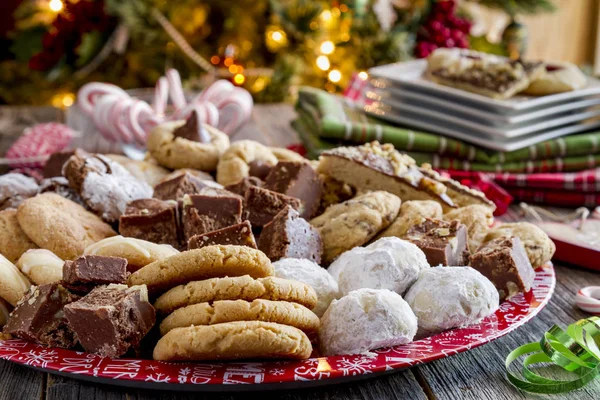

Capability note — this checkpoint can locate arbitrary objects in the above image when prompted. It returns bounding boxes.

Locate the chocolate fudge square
[62,255,129,293]
[258,206,322,263]
[264,161,322,219]
[3,283,79,348]
[404,218,470,266]
[188,220,257,250]
[470,236,535,300]
[119,198,179,248]
[182,190,243,241]
[153,172,209,201]
[64,284,156,358]
[225,176,263,197]
[244,186,302,227]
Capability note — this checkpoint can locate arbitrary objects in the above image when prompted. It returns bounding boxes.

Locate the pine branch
[474,0,556,17]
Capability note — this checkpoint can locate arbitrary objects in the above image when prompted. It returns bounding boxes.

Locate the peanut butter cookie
[0,209,38,263]
[216,140,278,186]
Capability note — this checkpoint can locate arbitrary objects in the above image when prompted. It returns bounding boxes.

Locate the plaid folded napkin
[295,87,600,171]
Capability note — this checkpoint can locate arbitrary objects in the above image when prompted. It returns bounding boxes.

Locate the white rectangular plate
[369,60,600,113]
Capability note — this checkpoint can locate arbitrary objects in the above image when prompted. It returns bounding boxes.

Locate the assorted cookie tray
[0,118,558,390]
[367,50,600,151]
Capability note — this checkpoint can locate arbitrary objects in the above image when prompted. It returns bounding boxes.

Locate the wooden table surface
[1,104,599,400]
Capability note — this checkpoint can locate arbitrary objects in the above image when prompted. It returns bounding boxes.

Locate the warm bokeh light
[316,55,330,71]
[358,71,369,80]
[328,69,341,83]
[233,73,245,85]
[339,4,349,12]
[271,31,283,42]
[320,10,332,21]
[228,64,238,74]
[210,55,220,65]
[224,57,233,67]
[320,41,335,55]
[49,0,63,12]
[51,92,75,108]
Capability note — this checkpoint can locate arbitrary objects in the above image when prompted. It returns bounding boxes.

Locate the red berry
[444,38,456,48]
[440,27,451,39]
[429,20,443,33]
[456,37,469,48]
[451,29,465,41]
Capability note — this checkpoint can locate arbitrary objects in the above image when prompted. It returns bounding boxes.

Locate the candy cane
[78,83,128,115]
[576,286,600,315]
[166,69,186,110]
[153,76,169,116]
[216,88,253,134]
[198,79,235,106]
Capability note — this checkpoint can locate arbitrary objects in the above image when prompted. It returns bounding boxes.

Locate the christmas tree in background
[0,0,555,106]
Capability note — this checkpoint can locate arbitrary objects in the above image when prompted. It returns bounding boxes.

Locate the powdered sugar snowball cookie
[404,267,499,335]
[16,249,64,285]
[272,258,339,317]
[319,288,417,356]
[0,173,39,211]
[63,153,153,223]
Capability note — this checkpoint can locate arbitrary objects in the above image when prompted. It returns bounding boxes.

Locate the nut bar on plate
[317,141,494,213]
[188,221,257,250]
[181,189,243,241]
[404,218,470,266]
[3,283,79,348]
[469,236,535,301]
[263,161,322,219]
[258,206,322,263]
[243,186,302,227]
[119,198,180,248]
[62,255,129,293]
[426,48,545,99]
[64,284,156,358]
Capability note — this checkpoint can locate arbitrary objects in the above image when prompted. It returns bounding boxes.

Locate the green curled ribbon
[505,317,600,394]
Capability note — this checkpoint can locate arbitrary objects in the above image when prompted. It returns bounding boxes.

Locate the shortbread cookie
[17,249,64,285]
[404,267,499,334]
[376,200,443,239]
[444,204,494,252]
[0,298,11,328]
[106,154,171,187]
[0,209,38,263]
[154,275,318,315]
[0,253,32,306]
[153,321,312,361]
[129,245,273,295]
[310,191,400,264]
[426,48,544,99]
[0,173,39,211]
[63,153,153,223]
[147,117,230,171]
[270,147,307,163]
[272,258,339,317]
[159,299,320,336]
[319,288,417,356]
[317,142,494,212]
[16,193,116,260]
[523,62,587,96]
[216,140,279,186]
[84,236,179,272]
[483,222,555,267]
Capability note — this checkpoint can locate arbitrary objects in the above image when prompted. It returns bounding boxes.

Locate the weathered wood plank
[0,362,45,400]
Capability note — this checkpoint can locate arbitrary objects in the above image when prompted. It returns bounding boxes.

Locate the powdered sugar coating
[80,156,152,222]
[272,258,339,317]
[0,173,39,211]
[404,267,499,334]
[319,288,417,356]
[328,237,429,296]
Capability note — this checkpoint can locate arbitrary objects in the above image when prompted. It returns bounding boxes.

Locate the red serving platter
[0,264,555,391]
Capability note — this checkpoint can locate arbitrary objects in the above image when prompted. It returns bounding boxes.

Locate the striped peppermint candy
[575,286,600,315]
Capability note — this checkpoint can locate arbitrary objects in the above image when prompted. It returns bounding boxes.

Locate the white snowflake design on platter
[145,365,158,371]
[336,356,378,376]
[271,368,285,376]
[18,350,58,368]
[145,373,171,383]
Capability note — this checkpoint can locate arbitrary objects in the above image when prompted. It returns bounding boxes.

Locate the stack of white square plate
[367,60,600,152]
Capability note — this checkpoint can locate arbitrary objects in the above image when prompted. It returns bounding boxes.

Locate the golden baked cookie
[106,154,171,187]
[0,209,38,263]
[16,193,116,260]
[216,140,278,186]
[0,297,11,328]
[523,62,587,96]
[310,191,401,264]
[0,253,31,306]
[270,147,307,163]
[128,245,273,295]
[159,299,320,336]
[84,235,179,272]
[147,121,230,171]
[483,222,555,267]
[153,321,312,361]
[444,204,494,252]
[16,249,63,285]
[376,200,443,240]
[154,275,318,315]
